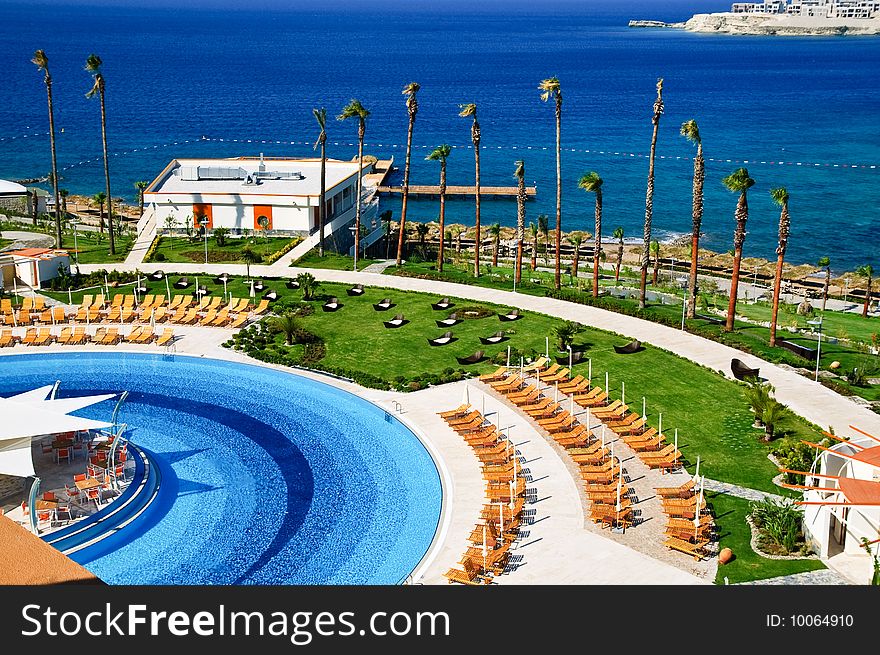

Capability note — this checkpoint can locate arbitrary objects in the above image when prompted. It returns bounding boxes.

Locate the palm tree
[396,82,420,266]
[296,272,320,301]
[722,167,756,332]
[857,264,874,317]
[134,180,148,217]
[529,222,539,271]
[768,188,791,347]
[568,233,584,279]
[817,256,831,311]
[427,144,451,271]
[313,107,328,256]
[639,78,664,309]
[93,192,107,232]
[31,50,62,248]
[415,222,429,248]
[681,119,704,318]
[578,171,603,297]
[270,313,300,346]
[650,239,661,285]
[241,244,262,281]
[538,213,550,266]
[539,77,563,289]
[459,103,481,277]
[514,160,526,284]
[613,226,625,282]
[58,188,69,217]
[380,210,393,260]
[488,223,501,266]
[85,54,116,255]
[337,99,370,269]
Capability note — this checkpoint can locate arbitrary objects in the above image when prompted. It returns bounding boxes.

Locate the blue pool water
[0,352,442,585]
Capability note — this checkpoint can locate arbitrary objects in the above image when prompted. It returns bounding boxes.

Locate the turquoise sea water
[0,352,442,584]
[0,2,877,270]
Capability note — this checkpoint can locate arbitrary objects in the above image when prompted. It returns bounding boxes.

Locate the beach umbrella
[554,381,558,403]
[509,479,516,510]
[605,371,609,393]
[601,424,605,450]
[165,276,172,305]
[498,503,504,542]
[481,391,485,416]
[621,381,625,405]
[586,406,591,430]
[536,368,541,388]
[249,279,255,298]
[588,358,592,382]
[482,524,488,573]
[642,397,647,420]
[673,429,679,467]
[569,393,574,416]
[51,309,55,327]
[506,346,511,368]
[461,384,470,407]
[568,345,572,376]
[67,289,72,306]
[150,308,155,332]
[519,356,524,377]
[545,336,549,359]
[658,413,663,438]
[616,471,622,513]
[694,476,705,536]
[693,456,701,483]
[610,436,614,464]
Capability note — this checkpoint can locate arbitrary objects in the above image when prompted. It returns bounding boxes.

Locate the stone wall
[0,474,26,503]
[0,195,28,216]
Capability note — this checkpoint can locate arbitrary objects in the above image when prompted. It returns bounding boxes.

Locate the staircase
[124,207,158,265]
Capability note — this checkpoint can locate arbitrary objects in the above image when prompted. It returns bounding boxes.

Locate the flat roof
[8,248,68,261]
[145,157,363,199]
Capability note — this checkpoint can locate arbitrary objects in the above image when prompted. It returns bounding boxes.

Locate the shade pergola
[0,388,116,477]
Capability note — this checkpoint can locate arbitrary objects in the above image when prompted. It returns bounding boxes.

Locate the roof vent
[259,153,266,173]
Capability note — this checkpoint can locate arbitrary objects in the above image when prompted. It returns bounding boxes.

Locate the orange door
[254,205,273,230]
[192,203,213,229]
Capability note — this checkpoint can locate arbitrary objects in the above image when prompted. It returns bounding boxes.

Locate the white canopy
[0,389,117,477]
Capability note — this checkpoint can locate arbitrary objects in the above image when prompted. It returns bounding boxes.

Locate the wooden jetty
[377,184,536,199]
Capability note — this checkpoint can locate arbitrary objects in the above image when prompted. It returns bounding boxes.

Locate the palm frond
[722,167,755,193]
[680,119,701,145]
[402,82,421,97]
[31,49,48,71]
[769,187,789,206]
[337,99,369,121]
[85,53,102,73]
[577,171,603,193]
[613,226,625,240]
[427,144,451,162]
[458,103,477,118]
[817,256,830,268]
[538,76,561,102]
[513,160,524,179]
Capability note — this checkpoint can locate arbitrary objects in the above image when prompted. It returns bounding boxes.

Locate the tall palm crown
[539,76,563,289]
[514,160,527,284]
[396,82,420,266]
[337,99,370,269]
[578,171,604,298]
[721,167,756,332]
[768,186,791,347]
[613,226,625,282]
[681,119,704,318]
[313,107,328,256]
[427,144,452,271]
[857,264,874,318]
[568,233,585,279]
[93,191,107,232]
[459,103,482,277]
[529,221,539,270]
[134,180,148,216]
[639,78,664,309]
[32,49,62,248]
[85,53,116,254]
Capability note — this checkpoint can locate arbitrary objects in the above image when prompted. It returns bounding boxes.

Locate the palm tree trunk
[864,277,872,318]
[822,267,830,311]
[45,74,62,248]
[396,113,415,266]
[138,192,145,217]
[31,191,38,225]
[437,162,446,272]
[616,244,623,282]
[473,140,481,278]
[554,97,562,290]
[725,193,749,332]
[572,250,579,279]
[640,129,659,309]
[492,240,499,267]
[515,174,525,285]
[531,239,537,271]
[652,255,659,285]
[99,203,105,232]
[99,86,116,255]
[687,143,704,319]
[318,139,326,256]
[354,122,364,269]
[769,252,785,347]
[592,190,602,298]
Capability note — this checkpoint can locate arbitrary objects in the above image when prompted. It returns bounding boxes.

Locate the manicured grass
[0,238,13,250]
[710,492,825,584]
[292,250,380,272]
[147,236,297,264]
[68,233,135,264]
[732,299,880,345]
[389,260,556,297]
[37,272,823,491]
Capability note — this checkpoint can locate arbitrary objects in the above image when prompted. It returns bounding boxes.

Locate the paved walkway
[1,230,55,250]
[734,569,850,585]
[76,260,880,443]
[703,478,783,503]
[360,260,396,274]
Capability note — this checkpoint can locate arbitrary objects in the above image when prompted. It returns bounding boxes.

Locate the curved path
[79,260,880,441]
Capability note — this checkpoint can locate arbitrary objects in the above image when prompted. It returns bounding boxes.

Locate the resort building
[731,0,880,16]
[2,248,69,290]
[144,156,367,237]
[0,179,45,217]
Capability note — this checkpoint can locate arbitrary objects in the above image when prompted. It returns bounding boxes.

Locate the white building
[144,156,367,236]
[793,427,880,583]
[732,0,880,16]
[5,248,70,290]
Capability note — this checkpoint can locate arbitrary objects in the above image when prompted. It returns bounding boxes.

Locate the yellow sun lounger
[156,328,174,346]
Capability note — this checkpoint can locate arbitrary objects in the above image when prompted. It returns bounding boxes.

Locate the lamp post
[843,278,849,303]
[678,276,688,330]
[807,317,823,382]
[199,217,209,265]
[70,218,81,274]
[349,225,358,272]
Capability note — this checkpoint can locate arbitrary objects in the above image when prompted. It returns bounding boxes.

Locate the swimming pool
[0,352,443,584]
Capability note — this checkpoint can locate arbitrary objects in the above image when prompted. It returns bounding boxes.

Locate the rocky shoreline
[629,13,880,36]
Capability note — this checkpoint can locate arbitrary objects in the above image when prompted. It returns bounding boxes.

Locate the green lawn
[37,272,824,492]
[147,236,297,264]
[69,232,134,264]
[292,250,380,272]
[389,260,557,297]
[710,492,825,584]
[732,298,880,345]
[0,238,13,250]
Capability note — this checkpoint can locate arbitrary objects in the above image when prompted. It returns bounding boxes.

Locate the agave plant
[296,272,320,301]
[553,321,585,351]
[269,313,301,345]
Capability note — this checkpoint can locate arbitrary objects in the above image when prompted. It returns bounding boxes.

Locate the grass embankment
[0,238,13,250]
[710,493,826,584]
[291,251,380,271]
[146,236,297,264]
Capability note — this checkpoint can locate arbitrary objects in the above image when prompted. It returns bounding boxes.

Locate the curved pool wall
[0,352,442,585]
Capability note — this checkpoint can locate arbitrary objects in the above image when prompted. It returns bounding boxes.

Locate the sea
[1,1,878,271]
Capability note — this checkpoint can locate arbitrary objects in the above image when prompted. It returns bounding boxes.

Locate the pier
[377,184,536,199]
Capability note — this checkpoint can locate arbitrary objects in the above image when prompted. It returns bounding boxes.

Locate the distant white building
[0,180,46,217]
[5,248,70,290]
[732,0,880,17]
[144,156,368,236]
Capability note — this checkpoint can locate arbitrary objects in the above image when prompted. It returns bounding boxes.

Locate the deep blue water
[0,2,878,270]
[0,352,442,584]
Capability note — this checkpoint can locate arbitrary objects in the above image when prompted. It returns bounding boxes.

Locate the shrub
[749,497,804,555]
[144,236,163,262]
[154,252,167,262]
[264,237,301,265]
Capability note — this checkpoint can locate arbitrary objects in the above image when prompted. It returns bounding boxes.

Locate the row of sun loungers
[0,327,175,347]
[657,480,713,560]
[439,404,524,585]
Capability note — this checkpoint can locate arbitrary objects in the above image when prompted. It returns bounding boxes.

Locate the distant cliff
[629,13,880,36]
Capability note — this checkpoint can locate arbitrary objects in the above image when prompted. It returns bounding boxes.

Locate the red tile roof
[838,478,880,506]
